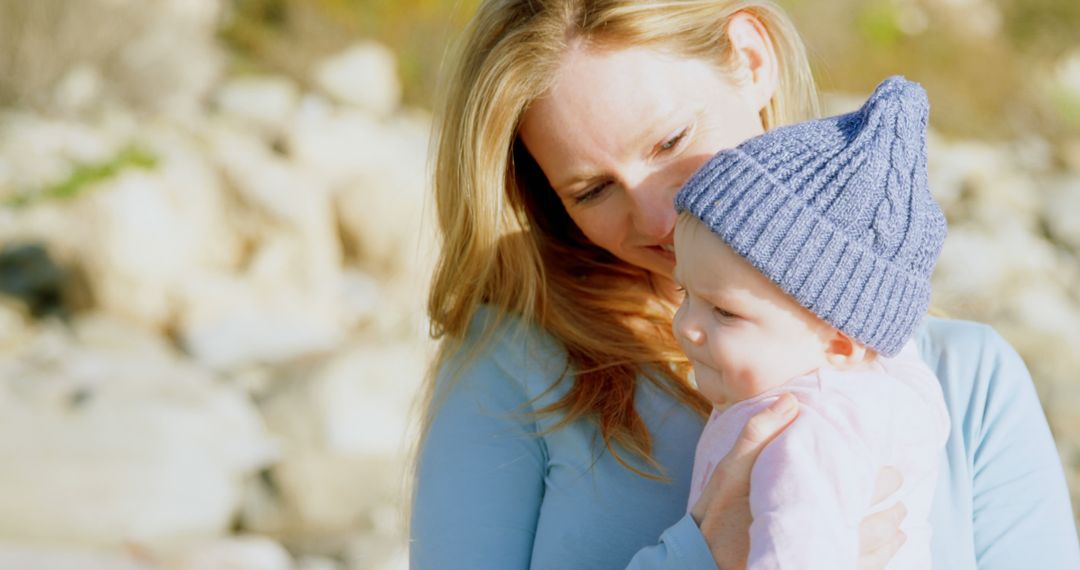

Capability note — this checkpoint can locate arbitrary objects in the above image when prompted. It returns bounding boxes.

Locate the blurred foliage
[781,0,1080,141]
[221,0,480,106]
[219,0,1079,140]
[4,145,158,208]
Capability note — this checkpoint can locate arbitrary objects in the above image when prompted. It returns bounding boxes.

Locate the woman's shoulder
[916,316,1023,377]
[914,315,1036,428]
[436,305,570,405]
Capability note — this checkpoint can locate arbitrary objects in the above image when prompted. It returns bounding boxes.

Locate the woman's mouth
[649,244,676,262]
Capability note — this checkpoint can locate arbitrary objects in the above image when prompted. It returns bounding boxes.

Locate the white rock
[0,325,277,547]
[70,311,179,362]
[1006,281,1080,340]
[0,112,121,193]
[257,338,430,457]
[0,300,29,350]
[344,534,407,570]
[273,452,400,534]
[54,65,105,115]
[314,42,401,115]
[932,224,1058,316]
[0,542,153,570]
[1043,176,1080,252]
[339,269,382,330]
[310,341,427,456]
[2,121,242,333]
[112,0,224,119]
[928,138,1041,231]
[246,339,431,538]
[169,126,348,370]
[214,76,300,134]
[297,555,342,570]
[1055,48,1080,96]
[159,536,292,570]
[288,107,389,189]
[77,170,199,328]
[332,111,435,277]
[177,272,343,371]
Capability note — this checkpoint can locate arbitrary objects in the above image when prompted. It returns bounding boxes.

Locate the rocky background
[0,0,1076,568]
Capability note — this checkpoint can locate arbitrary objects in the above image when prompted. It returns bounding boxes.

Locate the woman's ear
[825,330,869,367]
[725,11,779,115]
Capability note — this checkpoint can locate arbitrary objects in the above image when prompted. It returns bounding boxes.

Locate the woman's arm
[412,319,905,569]
[963,326,1080,568]
[411,339,719,570]
[410,347,547,569]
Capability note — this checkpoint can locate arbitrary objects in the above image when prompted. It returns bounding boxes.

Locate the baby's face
[672,217,833,406]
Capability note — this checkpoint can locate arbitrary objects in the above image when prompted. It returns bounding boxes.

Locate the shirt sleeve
[745,401,878,570]
[964,327,1080,569]
[410,342,547,569]
[624,514,719,569]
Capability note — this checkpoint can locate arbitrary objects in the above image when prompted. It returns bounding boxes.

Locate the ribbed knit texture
[674,76,947,356]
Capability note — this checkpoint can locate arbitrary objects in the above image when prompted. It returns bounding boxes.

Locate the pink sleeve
[745,400,879,570]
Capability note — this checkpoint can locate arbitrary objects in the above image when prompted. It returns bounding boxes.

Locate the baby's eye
[712,306,737,320]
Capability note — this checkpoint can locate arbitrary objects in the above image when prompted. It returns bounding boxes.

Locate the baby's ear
[824,330,869,367]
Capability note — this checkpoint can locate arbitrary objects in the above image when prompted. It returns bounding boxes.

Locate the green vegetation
[5,145,158,208]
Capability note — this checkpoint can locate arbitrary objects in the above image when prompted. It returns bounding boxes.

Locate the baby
[672,76,950,569]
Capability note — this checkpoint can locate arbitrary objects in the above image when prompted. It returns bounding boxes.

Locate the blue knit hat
[674,76,946,357]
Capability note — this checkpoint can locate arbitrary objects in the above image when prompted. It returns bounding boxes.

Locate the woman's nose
[625,179,677,241]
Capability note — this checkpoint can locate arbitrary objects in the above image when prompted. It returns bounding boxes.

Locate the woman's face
[518,43,768,281]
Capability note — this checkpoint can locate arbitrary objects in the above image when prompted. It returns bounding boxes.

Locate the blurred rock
[0,112,122,198]
[177,272,342,371]
[313,42,401,116]
[110,0,225,118]
[297,555,342,570]
[0,321,277,547]
[332,110,433,276]
[156,536,292,570]
[243,338,427,544]
[214,76,300,136]
[288,104,388,189]
[1042,176,1080,253]
[54,65,105,116]
[0,542,153,570]
[0,298,29,350]
[928,138,1040,231]
[70,312,179,361]
[338,269,382,330]
[932,224,1058,315]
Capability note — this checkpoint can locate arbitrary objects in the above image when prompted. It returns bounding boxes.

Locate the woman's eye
[659,127,689,152]
[574,181,612,205]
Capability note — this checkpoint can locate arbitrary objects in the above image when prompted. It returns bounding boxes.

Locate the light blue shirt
[411,309,1080,569]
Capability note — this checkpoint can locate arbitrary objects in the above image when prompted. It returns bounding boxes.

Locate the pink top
[687,341,950,569]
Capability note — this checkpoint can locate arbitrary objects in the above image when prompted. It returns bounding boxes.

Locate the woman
[410,1,1080,568]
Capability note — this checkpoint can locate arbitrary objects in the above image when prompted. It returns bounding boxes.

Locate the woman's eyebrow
[552,169,605,194]
[551,107,687,193]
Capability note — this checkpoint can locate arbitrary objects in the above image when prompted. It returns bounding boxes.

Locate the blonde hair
[417,0,820,485]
